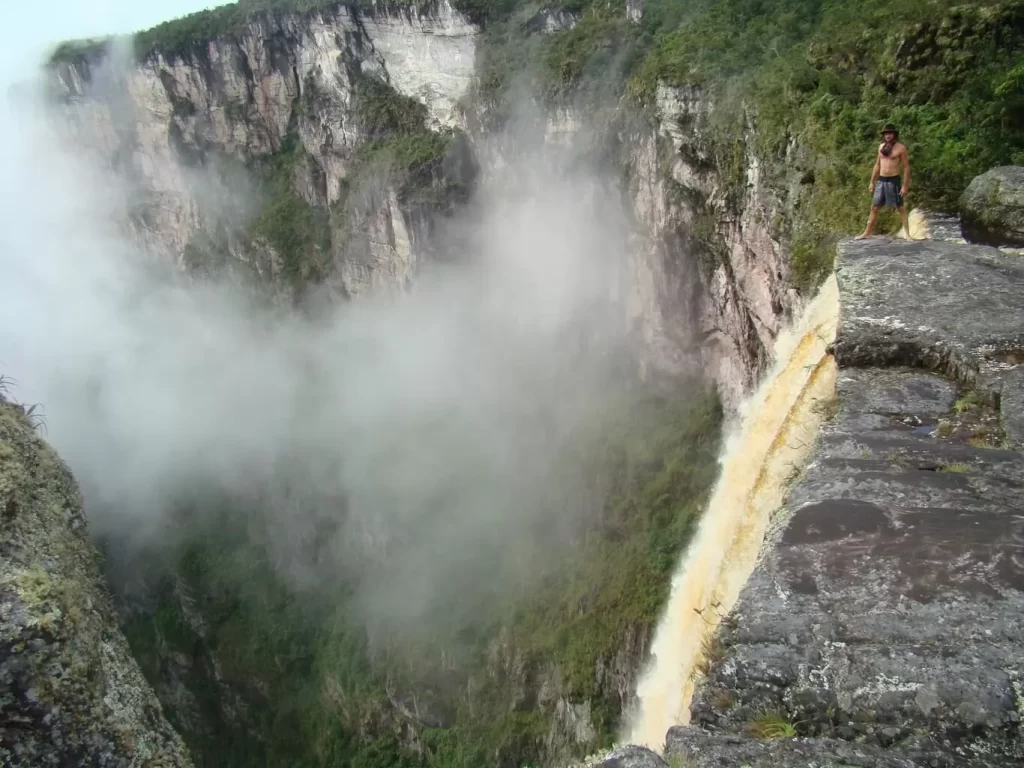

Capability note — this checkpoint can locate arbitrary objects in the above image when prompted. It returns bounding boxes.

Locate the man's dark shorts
[873,175,903,208]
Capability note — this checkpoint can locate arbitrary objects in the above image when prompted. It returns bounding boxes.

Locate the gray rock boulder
[0,397,192,766]
[577,745,668,768]
[959,165,1024,246]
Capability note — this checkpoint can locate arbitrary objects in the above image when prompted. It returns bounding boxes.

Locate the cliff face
[626,84,795,407]
[0,396,192,767]
[50,1,478,297]
[665,234,1024,767]
[47,1,795,407]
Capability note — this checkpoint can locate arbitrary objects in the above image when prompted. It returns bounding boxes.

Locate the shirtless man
[855,123,915,240]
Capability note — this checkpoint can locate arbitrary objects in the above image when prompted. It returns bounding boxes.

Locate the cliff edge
[666,235,1024,766]
[0,396,192,767]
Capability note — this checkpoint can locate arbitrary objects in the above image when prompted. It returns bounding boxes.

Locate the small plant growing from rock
[939,462,971,473]
[747,710,798,739]
[691,632,726,681]
[953,391,986,414]
[968,429,1009,449]
[812,394,840,422]
[712,688,734,711]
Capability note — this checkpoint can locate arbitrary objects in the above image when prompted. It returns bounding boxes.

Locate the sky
[1,0,221,84]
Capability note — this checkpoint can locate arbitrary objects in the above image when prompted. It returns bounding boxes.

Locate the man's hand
[900,186,908,198]
[869,182,876,194]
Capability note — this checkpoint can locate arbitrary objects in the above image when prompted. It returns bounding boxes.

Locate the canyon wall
[32,3,809,763]
[48,0,798,409]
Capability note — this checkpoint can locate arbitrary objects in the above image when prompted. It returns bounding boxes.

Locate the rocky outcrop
[49,1,478,294]
[669,236,1024,766]
[960,165,1024,247]
[0,397,192,767]
[582,745,666,767]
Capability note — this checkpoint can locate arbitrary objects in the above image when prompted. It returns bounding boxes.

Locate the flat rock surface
[677,238,1024,767]
[833,237,1024,385]
[667,728,993,767]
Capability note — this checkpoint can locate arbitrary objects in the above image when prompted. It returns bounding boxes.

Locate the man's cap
[881,123,898,135]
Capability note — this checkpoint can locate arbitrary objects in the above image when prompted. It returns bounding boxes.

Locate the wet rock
[0,398,192,766]
[833,237,1024,386]
[1000,366,1024,446]
[666,728,972,767]
[959,166,1024,247]
[684,238,1024,766]
[581,745,668,768]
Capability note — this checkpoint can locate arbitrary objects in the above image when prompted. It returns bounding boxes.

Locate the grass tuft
[939,462,971,473]
[748,710,798,739]
[691,632,726,681]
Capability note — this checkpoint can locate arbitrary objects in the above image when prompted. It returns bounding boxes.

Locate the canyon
[3,0,1023,766]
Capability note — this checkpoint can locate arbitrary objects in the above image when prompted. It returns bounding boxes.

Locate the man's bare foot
[854,232,872,240]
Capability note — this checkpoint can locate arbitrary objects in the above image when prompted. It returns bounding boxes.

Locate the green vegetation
[49,0,511,64]
[47,37,113,64]
[747,710,798,739]
[953,390,988,414]
[49,0,1024,291]
[121,386,722,767]
[939,462,972,473]
[352,75,430,140]
[250,133,333,288]
[691,632,726,681]
[628,0,1024,287]
[470,0,1024,289]
[348,73,462,198]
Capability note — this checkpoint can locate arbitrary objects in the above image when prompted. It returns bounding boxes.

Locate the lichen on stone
[0,396,193,767]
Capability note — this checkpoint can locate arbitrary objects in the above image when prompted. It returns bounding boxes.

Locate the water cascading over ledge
[626,273,840,750]
[598,232,1024,768]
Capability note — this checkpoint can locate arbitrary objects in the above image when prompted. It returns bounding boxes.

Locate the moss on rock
[0,396,193,767]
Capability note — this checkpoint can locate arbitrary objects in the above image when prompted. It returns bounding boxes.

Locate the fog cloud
[0,56,649,638]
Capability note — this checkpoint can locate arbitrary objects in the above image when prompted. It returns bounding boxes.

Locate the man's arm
[868,150,880,192]
[901,147,911,196]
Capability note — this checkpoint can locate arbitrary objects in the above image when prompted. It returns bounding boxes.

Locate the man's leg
[856,206,880,240]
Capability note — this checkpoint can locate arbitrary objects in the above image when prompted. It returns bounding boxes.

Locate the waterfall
[626,273,840,750]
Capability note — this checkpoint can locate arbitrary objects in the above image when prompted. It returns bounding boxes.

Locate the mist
[0,57,647,639]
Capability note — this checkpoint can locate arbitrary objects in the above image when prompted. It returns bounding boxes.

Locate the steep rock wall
[0,396,193,767]
[49,1,477,296]
[626,84,795,409]
[47,4,795,406]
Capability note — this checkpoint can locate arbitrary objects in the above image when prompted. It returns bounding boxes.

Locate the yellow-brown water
[625,273,840,751]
